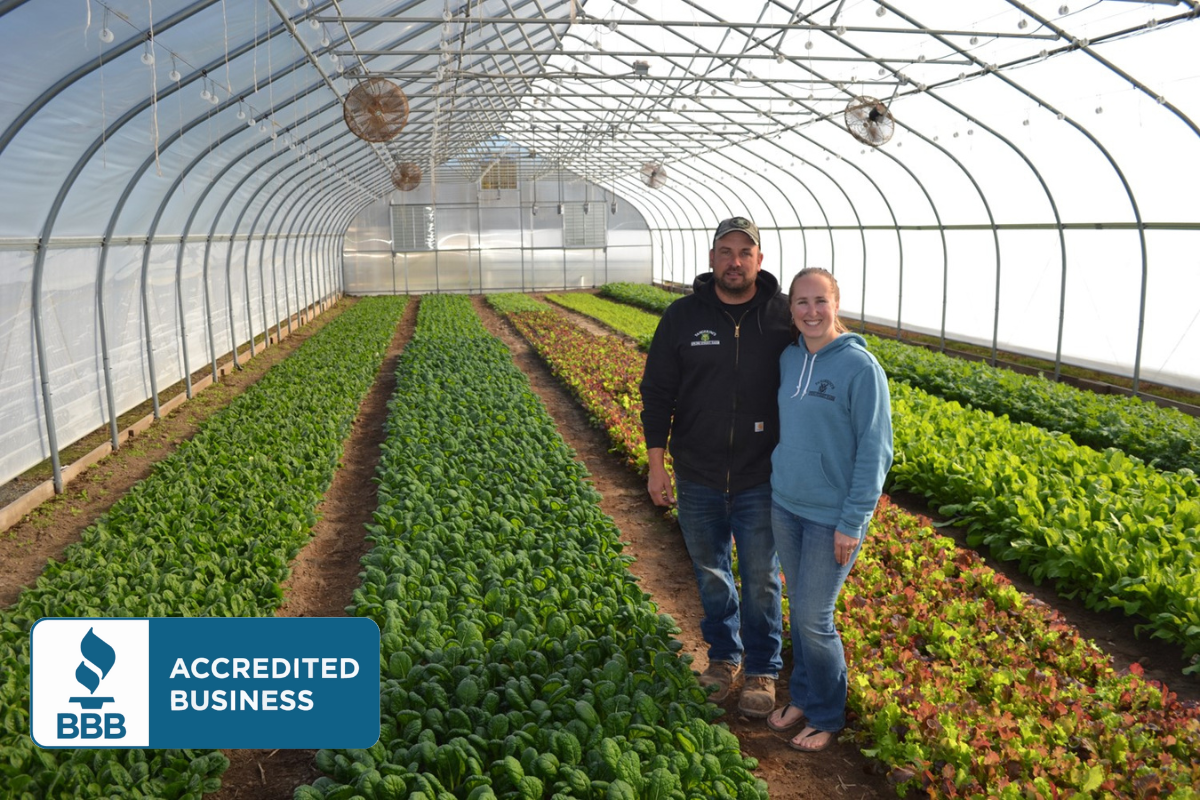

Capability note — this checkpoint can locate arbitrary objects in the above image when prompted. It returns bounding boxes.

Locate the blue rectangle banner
[31,617,380,749]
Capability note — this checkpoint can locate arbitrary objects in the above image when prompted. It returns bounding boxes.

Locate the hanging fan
[844,96,895,147]
[640,161,668,189]
[392,162,422,191]
[343,77,410,142]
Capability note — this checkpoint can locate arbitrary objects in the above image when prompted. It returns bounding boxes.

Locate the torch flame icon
[69,627,116,709]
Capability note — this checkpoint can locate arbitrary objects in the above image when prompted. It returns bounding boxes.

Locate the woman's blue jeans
[675,478,783,677]
[772,501,859,731]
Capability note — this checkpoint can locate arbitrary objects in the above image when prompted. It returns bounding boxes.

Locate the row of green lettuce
[491,294,1200,797]
[543,294,659,351]
[864,334,1200,476]
[295,295,768,800]
[600,281,1200,476]
[598,284,677,315]
[887,380,1200,672]
[585,286,1200,671]
[0,296,407,799]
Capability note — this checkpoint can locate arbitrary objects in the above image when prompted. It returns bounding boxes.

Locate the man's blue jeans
[675,478,783,677]
[772,501,860,731]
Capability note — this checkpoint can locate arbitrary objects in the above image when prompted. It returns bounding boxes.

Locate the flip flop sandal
[766,704,806,732]
[788,727,837,753]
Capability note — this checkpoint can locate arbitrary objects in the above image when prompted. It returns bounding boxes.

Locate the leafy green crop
[598,283,681,315]
[543,293,661,350]
[303,295,768,800]
[843,499,1200,798]
[487,301,650,475]
[867,334,1200,475]
[495,299,1200,797]
[486,293,549,314]
[887,380,1200,672]
[0,297,406,798]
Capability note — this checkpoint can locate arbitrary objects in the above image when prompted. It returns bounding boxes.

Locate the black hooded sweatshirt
[639,270,793,493]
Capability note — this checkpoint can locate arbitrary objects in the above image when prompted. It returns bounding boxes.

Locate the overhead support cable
[773,1,1057,366]
[265,0,395,192]
[883,2,1149,387]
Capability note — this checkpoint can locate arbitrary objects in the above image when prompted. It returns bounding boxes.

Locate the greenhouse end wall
[342,179,653,294]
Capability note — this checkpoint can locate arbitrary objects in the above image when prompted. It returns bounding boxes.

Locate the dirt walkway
[471,295,896,800]
[210,298,418,799]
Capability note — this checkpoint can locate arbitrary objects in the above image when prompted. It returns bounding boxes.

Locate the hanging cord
[268,2,275,149]
[253,0,259,92]
[174,56,186,193]
[147,0,161,176]
[98,6,109,168]
[204,73,215,182]
[172,55,184,140]
[221,0,231,95]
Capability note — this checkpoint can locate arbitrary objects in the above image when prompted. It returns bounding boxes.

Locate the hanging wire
[303,57,312,160]
[147,40,162,175]
[205,73,215,184]
[253,0,259,92]
[267,0,275,149]
[221,0,232,95]
[172,55,185,142]
[98,5,110,168]
[290,40,298,150]
[146,0,162,175]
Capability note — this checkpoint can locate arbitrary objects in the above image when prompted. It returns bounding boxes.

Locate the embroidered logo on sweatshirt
[810,379,836,401]
[691,329,720,346]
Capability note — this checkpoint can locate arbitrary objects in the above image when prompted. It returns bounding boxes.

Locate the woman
[765,268,893,752]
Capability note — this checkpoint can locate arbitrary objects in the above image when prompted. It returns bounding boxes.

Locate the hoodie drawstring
[790,351,817,399]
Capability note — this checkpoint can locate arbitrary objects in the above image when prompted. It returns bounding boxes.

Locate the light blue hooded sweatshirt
[770,332,893,539]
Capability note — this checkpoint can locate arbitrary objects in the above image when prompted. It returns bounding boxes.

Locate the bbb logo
[31,619,150,748]
[58,627,126,740]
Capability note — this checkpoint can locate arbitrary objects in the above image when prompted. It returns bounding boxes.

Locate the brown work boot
[738,675,776,718]
[698,661,742,703]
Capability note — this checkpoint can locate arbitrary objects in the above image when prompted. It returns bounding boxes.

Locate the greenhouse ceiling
[3,0,1198,228]
[1,0,1199,493]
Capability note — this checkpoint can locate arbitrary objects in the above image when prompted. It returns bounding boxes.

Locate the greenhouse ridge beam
[345,48,976,63]
[321,15,1060,39]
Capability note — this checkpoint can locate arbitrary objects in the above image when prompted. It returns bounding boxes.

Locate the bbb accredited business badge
[30,617,380,749]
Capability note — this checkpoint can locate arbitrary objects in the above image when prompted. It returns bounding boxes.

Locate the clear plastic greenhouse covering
[0,0,1198,492]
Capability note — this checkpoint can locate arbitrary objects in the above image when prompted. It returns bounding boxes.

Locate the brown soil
[472,296,898,800]
[209,298,419,800]
[4,293,1196,800]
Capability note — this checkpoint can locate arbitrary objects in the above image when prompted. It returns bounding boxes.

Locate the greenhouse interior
[1,0,1199,798]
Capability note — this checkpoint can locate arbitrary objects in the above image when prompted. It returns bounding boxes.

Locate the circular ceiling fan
[343,77,410,143]
[392,162,422,191]
[844,96,895,147]
[640,161,668,189]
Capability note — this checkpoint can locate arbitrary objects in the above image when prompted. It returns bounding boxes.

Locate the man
[639,216,793,717]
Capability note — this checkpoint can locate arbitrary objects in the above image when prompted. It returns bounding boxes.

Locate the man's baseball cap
[713,216,760,247]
